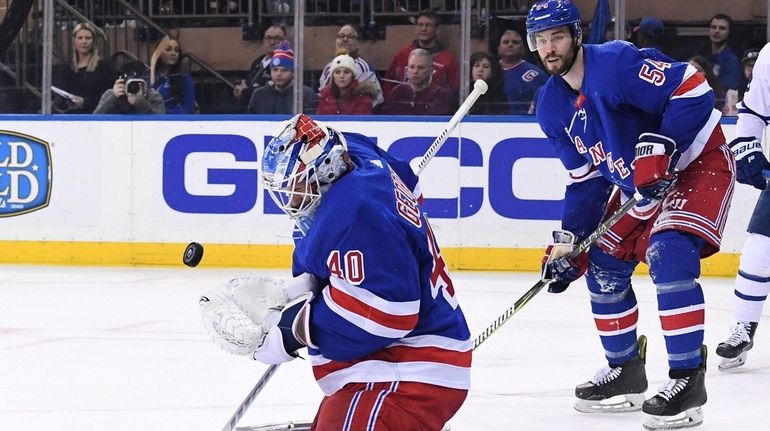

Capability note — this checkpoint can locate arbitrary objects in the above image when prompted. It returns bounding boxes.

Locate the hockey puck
[183,242,204,267]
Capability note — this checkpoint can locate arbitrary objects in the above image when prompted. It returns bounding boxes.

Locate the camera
[126,78,144,94]
[120,73,145,94]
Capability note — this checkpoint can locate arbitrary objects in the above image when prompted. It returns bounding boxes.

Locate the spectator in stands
[233,24,287,105]
[93,60,165,114]
[318,23,383,107]
[497,29,546,115]
[383,10,459,100]
[632,16,665,53]
[150,36,197,114]
[380,49,453,115]
[468,51,508,115]
[700,13,741,90]
[689,55,726,111]
[603,17,631,43]
[316,53,376,115]
[248,41,316,114]
[738,47,760,100]
[53,22,113,114]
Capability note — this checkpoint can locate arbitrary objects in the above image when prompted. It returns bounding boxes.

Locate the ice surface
[1,265,768,430]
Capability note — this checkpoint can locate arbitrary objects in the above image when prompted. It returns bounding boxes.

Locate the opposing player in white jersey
[717,42,770,370]
[199,114,471,430]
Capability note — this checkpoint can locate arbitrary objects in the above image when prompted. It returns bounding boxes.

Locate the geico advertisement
[0,119,755,251]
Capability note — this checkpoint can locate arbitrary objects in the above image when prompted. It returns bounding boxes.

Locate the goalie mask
[262,114,350,234]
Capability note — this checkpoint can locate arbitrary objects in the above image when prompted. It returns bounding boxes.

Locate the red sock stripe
[659,308,705,331]
[594,308,638,332]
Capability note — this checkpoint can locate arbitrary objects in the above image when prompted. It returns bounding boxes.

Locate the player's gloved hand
[199,274,319,358]
[634,132,678,199]
[252,292,316,364]
[729,137,770,190]
[541,230,588,293]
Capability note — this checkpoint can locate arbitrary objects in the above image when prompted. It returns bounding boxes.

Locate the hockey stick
[415,79,488,174]
[221,363,281,431]
[472,194,641,350]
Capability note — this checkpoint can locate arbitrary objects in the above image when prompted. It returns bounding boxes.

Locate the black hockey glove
[541,230,588,293]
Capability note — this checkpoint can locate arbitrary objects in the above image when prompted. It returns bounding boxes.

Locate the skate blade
[718,352,747,371]
[643,407,703,430]
[574,393,645,413]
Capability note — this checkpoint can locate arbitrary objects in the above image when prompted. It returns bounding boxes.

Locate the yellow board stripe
[0,241,739,276]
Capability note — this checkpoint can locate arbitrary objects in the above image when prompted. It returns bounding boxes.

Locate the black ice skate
[642,346,707,430]
[574,335,648,413]
[716,321,758,370]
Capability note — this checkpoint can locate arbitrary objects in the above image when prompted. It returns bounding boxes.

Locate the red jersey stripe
[312,345,472,381]
[328,282,419,331]
[673,73,706,97]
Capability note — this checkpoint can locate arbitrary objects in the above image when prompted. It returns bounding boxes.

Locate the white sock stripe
[662,324,705,337]
[658,303,705,316]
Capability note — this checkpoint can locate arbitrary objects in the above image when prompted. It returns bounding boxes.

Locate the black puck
[183,242,204,267]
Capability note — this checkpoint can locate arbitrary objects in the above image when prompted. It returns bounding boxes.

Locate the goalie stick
[415,79,488,174]
[220,82,488,431]
[472,194,641,350]
[221,364,280,431]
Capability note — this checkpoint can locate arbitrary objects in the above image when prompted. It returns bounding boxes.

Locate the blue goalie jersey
[291,133,472,395]
[536,41,722,239]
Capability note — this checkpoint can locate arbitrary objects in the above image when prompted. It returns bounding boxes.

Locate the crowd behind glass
[48,9,763,116]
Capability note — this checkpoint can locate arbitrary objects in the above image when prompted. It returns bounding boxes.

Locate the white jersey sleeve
[737,43,770,140]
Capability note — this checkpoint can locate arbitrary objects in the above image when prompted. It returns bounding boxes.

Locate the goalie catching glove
[199,274,320,364]
[729,137,770,190]
[541,230,588,293]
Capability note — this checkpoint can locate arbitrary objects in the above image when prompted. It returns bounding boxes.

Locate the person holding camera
[93,60,165,114]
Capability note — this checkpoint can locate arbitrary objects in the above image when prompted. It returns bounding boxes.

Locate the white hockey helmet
[262,114,349,233]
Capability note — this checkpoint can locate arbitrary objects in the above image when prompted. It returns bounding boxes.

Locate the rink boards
[0,115,757,275]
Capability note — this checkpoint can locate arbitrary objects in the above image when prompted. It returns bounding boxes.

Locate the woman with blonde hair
[315,50,376,115]
[53,22,113,113]
[150,36,197,114]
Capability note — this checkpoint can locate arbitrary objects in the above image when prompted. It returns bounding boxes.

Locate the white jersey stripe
[322,288,412,338]
[313,359,471,395]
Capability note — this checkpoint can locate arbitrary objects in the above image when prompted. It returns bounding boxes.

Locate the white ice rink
[2,265,769,431]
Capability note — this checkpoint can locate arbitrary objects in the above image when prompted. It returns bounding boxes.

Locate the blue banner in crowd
[587,0,611,44]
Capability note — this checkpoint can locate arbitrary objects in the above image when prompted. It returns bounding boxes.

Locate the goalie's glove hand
[199,274,319,358]
[634,133,678,199]
[729,137,770,190]
[541,230,588,293]
[252,293,316,364]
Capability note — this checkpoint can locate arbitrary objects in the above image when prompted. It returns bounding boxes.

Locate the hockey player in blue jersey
[716,42,770,371]
[527,1,735,430]
[199,114,471,430]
